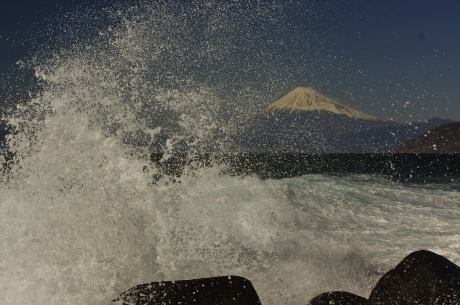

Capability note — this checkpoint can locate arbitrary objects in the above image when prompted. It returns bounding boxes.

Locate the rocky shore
[113,250,460,305]
[310,250,460,305]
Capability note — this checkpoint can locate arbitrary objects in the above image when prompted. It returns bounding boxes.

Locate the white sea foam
[1,1,459,304]
[2,163,460,304]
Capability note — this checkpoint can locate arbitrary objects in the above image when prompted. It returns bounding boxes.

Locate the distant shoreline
[149,152,460,182]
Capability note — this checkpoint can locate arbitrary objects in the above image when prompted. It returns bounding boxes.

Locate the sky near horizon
[1,0,459,122]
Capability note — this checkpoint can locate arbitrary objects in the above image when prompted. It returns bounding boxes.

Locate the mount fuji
[232,87,453,153]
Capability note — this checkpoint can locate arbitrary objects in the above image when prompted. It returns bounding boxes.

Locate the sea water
[1,1,459,304]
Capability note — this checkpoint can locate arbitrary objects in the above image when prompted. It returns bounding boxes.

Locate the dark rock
[309,291,367,305]
[394,122,460,153]
[112,275,262,305]
[368,250,460,305]
[309,250,460,305]
[114,251,460,305]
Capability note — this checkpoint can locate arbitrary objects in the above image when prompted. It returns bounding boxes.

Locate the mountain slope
[232,88,453,153]
[266,87,378,121]
[394,122,460,153]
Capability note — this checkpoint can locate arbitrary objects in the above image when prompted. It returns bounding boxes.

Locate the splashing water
[1,1,460,304]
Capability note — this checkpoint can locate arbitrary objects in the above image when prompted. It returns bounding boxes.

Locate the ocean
[1,1,459,304]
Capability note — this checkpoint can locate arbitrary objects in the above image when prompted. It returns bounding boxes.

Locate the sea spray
[0,1,339,303]
[1,1,460,305]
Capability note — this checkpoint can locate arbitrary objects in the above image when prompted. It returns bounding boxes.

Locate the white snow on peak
[266,87,378,121]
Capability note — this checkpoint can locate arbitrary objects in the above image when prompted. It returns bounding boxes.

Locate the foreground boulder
[113,275,262,305]
[309,250,460,305]
[368,250,460,305]
[310,291,367,305]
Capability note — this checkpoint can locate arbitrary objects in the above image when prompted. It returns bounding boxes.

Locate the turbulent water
[1,1,459,304]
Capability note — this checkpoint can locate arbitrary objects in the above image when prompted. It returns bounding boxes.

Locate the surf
[0,1,459,304]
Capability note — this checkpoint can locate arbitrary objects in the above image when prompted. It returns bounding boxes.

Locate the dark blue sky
[0,0,83,71]
[1,0,459,122]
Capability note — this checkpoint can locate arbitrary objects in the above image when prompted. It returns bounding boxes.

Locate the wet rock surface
[309,291,367,305]
[368,250,460,305]
[309,250,460,305]
[113,275,262,305]
[113,250,460,305]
